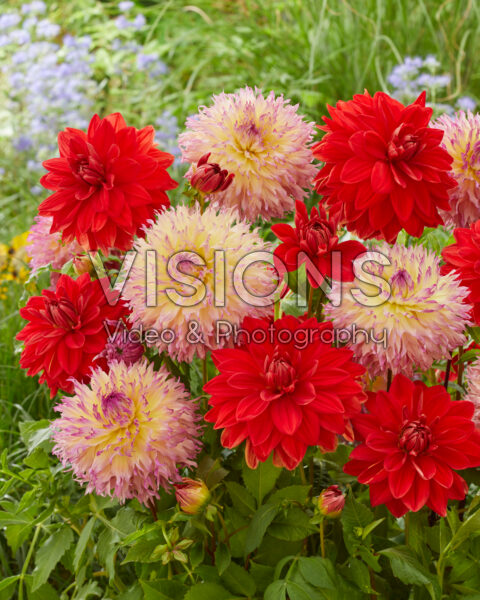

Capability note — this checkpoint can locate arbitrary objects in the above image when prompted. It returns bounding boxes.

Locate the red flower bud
[318,485,345,518]
[189,153,234,194]
[174,478,210,514]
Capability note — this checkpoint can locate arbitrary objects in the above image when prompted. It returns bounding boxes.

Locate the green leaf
[269,507,314,541]
[122,537,162,564]
[18,420,52,454]
[244,504,279,554]
[447,508,480,552]
[221,562,256,597]
[215,543,231,575]
[242,456,281,505]
[224,482,256,516]
[379,546,433,586]
[267,485,311,506]
[75,580,101,600]
[298,557,336,590]
[0,575,19,600]
[264,580,287,600]
[286,580,321,600]
[341,495,374,553]
[361,518,385,539]
[183,582,235,600]
[346,558,373,593]
[32,527,74,591]
[140,580,187,600]
[73,517,95,572]
[96,527,117,582]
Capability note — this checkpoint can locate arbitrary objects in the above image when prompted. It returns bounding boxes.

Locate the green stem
[18,525,41,600]
[307,285,314,317]
[319,519,325,558]
[404,512,410,546]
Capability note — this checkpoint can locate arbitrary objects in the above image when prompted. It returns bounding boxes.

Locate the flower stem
[387,369,392,391]
[444,358,452,390]
[307,285,314,317]
[148,498,158,521]
[319,519,325,558]
[202,355,208,387]
[456,347,465,400]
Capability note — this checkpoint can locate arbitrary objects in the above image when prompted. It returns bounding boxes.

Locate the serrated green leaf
[140,579,187,600]
[32,527,74,591]
[183,582,234,600]
[267,485,311,506]
[264,580,287,600]
[73,517,95,572]
[298,556,336,590]
[215,543,231,575]
[224,481,256,516]
[379,546,433,586]
[269,507,314,541]
[244,504,279,554]
[221,562,256,597]
[242,456,281,505]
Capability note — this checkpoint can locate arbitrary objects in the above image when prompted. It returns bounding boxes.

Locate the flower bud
[189,153,234,194]
[318,485,345,518]
[174,478,210,515]
[73,254,94,276]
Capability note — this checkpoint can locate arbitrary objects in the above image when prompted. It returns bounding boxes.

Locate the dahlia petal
[402,476,429,512]
[389,461,415,499]
[340,157,372,184]
[371,161,393,194]
[272,398,303,435]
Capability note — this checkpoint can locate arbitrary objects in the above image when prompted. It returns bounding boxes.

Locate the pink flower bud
[174,478,210,515]
[189,153,234,194]
[318,485,345,518]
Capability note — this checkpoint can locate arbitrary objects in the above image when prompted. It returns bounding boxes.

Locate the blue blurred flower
[457,96,477,112]
[118,1,134,11]
[36,19,61,38]
[133,14,146,29]
[14,136,33,152]
[21,1,46,14]
[0,14,21,31]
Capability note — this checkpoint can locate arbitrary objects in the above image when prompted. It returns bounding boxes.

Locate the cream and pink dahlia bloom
[325,242,471,376]
[27,215,83,275]
[434,111,480,227]
[123,204,277,362]
[51,360,201,504]
[465,356,480,429]
[179,87,317,221]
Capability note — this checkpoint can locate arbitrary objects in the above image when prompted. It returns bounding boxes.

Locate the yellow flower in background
[0,231,31,288]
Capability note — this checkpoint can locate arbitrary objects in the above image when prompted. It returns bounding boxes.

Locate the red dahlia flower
[39,113,177,254]
[344,374,480,517]
[442,220,480,324]
[272,200,366,287]
[313,91,456,242]
[204,315,366,470]
[17,273,126,397]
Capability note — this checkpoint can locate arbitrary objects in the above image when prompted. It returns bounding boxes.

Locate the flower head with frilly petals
[179,87,317,221]
[434,111,480,227]
[52,361,201,504]
[325,242,471,376]
[465,356,480,429]
[344,374,480,517]
[123,204,277,362]
[313,91,455,242]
